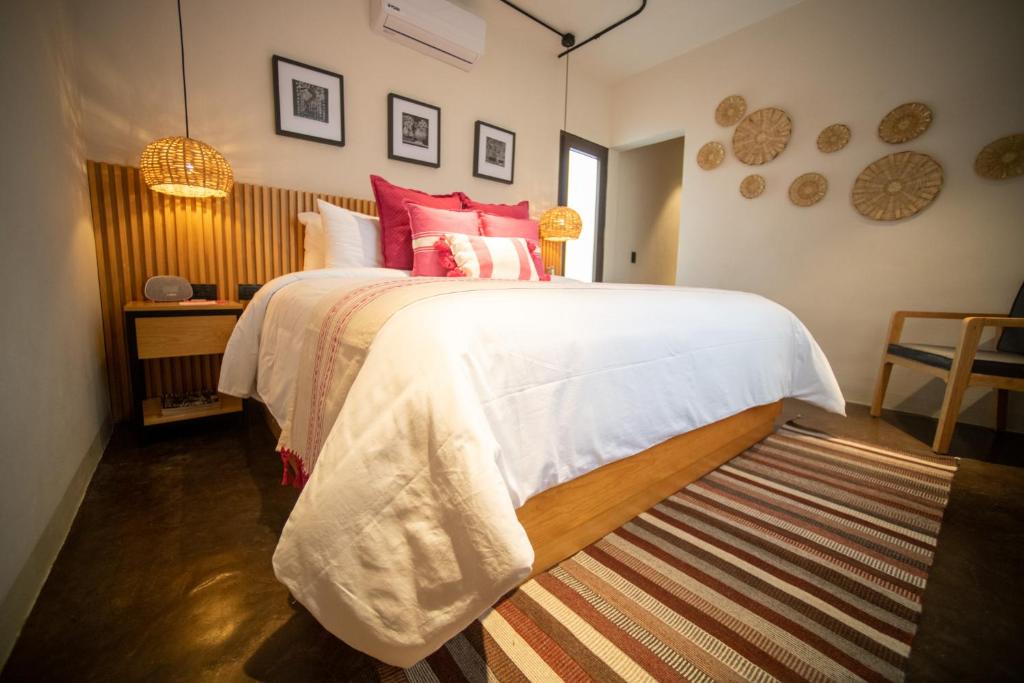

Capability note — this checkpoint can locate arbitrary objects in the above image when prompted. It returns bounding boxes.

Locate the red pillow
[370,175,462,269]
[458,194,530,218]
[407,203,481,276]
[479,213,540,241]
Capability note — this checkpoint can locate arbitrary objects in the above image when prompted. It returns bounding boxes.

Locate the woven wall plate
[788,172,828,207]
[817,124,851,153]
[974,133,1024,180]
[733,107,792,165]
[715,95,747,127]
[740,174,766,198]
[697,141,726,170]
[878,102,932,144]
[852,151,943,220]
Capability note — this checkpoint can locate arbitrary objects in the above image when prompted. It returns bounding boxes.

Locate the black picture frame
[387,93,441,168]
[272,55,345,147]
[473,120,516,184]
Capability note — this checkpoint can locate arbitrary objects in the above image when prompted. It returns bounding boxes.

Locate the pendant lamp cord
[177,0,190,138]
[563,53,569,131]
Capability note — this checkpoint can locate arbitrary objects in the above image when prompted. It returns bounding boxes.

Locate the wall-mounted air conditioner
[370,0,486,71]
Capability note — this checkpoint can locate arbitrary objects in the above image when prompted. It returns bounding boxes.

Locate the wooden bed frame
[261,400,781,578]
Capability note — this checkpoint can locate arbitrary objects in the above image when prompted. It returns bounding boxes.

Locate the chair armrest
[893,311,1005,321]
[885,310,1007,345]
[964,316,1024,331]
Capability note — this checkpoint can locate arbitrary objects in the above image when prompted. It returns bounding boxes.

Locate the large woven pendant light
[140,0,232,199]
[541,53,582,242]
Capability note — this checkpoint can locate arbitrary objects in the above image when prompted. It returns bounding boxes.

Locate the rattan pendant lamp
[539,54,582,242]
[140,0,233,199]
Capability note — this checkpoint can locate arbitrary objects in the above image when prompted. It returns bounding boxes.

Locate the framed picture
[388,93,441,168]
[272,55,344,146]
[473,121,515,184]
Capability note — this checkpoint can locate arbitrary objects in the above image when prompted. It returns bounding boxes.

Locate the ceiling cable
[177,0,190,138]
[563,53,569,131]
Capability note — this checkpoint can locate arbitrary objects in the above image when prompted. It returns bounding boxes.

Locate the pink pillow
[458,194,530,218]
[436,233,549,281]
[370,175,462,270]
[479,213,540,241]
[407,203,481,277]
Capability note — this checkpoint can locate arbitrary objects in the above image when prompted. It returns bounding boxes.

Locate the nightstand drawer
[135,315,236,359]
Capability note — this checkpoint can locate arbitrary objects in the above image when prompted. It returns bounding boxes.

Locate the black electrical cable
[177,0,190,138]
[558,0,646,58]
[498,0,647,58]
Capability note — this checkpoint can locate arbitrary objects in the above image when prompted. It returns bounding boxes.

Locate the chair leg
[933,377,969,454]
[996,389,1009,432]
[870,360,893,417]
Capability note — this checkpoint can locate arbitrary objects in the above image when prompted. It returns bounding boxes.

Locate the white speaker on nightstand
[144,276,193,302]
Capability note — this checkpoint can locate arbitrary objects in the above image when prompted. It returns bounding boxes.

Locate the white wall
[610,0,1024,429]
[605,137,683,284]
[0,0,111,664]
[72,0,612,215]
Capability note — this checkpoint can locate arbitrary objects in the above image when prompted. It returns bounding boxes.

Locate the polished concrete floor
[2,401,1022,682]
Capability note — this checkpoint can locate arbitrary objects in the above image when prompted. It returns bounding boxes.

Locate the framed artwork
[473,121,515,184]
[388,93,441,168]
[272,55,344,146]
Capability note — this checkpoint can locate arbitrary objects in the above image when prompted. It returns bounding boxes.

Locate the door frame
[558,130,609,282]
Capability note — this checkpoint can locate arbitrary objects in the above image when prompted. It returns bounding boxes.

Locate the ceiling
[497,0,803,83]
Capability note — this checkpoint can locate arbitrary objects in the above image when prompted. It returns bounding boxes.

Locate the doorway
[558,131,608,282]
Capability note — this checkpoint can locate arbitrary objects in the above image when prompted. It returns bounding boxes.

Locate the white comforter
[219,269,844,667]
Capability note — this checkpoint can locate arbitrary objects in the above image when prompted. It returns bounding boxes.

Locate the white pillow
[299,212,325,270]
[316,199,383,268]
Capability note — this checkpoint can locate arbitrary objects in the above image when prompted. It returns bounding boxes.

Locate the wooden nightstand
[124,301,244,426]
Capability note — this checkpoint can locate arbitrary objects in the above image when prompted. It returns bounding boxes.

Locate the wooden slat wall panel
[89,160,562,422]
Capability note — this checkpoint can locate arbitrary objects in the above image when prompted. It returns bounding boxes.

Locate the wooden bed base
[259,400,781,579]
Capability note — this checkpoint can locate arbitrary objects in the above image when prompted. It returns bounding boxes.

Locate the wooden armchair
[870,282,1024,454]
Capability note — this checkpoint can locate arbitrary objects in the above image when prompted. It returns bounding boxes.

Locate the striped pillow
[437,233,549,281]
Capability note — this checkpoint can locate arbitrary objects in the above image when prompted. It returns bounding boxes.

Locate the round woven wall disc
[817,124,851,153]
[974,133,1024,180]
[740,174,766,198]
[789,172,828,207]
[715,95,747,127]
[733,107,792,165]
[852,151,943,220]
[878,102,932,144]
[697,141,726,170]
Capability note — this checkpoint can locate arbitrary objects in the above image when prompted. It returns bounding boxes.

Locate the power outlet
[238,283,262,301]
[630,251,637,264]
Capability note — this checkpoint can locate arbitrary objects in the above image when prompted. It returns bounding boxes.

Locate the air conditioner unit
[370,0,486,71]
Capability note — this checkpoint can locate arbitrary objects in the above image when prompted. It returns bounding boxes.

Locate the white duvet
[219,268,844,667]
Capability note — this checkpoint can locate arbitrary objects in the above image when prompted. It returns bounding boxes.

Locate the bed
[218,266,844,667]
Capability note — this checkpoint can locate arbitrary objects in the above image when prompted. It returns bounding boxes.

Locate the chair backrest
[996,280,1024,353]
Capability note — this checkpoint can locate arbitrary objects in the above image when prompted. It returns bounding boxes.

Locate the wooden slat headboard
[87,160,563,422]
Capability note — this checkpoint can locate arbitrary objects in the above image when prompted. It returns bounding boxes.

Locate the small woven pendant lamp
[140,0,232,199]
[540,55,583,243]
[538,206,583,241]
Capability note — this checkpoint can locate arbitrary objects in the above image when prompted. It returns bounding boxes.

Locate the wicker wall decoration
[740,174,766,198]
[852,151,943,220]
[697,141,726,170]
[878,102,932,144]
[974,133,1024,180]
[733,107,792,165]
[788,172,828,207]
[817,124,851,153]
[715,95,747,127]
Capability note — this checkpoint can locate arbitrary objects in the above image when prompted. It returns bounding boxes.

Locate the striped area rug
[377,424,957,682]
